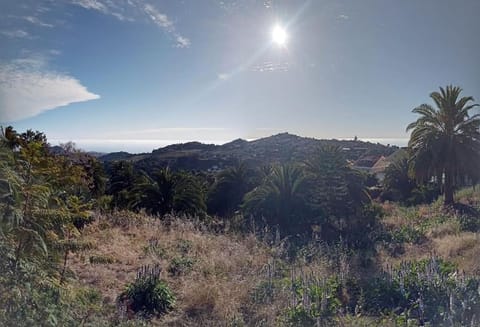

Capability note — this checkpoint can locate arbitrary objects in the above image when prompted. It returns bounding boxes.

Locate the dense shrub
[119,265,175,318]
[362,257,480,325]
[458,213,480,232]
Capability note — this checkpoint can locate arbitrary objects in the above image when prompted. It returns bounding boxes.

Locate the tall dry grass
[69,211,297,326]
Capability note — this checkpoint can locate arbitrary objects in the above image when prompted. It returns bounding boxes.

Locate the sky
[1,0,479,153]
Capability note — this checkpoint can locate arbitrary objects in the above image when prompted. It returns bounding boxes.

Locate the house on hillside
[370,148,408,181]
[351,148,408,181]
[370,156,390,181]
[352,155,382,172]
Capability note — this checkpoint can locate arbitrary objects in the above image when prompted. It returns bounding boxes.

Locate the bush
[119,265,175,318]
[89,255,116,264]
[458,214,480,232]
[361,257,480,325]
[168,256,194,276]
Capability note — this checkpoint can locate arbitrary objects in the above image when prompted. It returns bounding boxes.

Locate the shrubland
[1,112,480,326]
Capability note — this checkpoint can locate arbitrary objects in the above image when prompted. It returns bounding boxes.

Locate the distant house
[370,156,390,181]
[352,155,382,172]
[370,148,408,181]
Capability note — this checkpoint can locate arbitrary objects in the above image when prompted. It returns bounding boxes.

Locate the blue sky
[1,0,479,152]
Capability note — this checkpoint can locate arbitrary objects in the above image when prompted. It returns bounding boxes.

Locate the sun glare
[272,25,287,46]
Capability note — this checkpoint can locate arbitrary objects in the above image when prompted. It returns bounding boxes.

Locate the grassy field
[65,188,480,326]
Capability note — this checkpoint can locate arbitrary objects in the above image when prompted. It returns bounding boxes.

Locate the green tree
[407,85,480,205]
[133,168,206,217]
[107,161,139,209]
[242,164,307,235]
[0,130,105,325]
[382,154,416,203]
[207,162,256,217]
[305,146,373,245]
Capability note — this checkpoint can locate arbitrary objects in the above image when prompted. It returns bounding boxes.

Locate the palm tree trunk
[444,169,454,206]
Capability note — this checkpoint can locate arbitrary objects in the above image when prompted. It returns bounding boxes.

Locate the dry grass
[69,212,290,325]
[433,232,480,274]
[378,192,480,275]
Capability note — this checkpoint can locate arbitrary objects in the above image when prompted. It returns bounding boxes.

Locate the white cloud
[175,35,191,48]
[71,0,133,21]
[143,3,172,28]
[69,0,190,48]
[71,0,107,12]
[337,14,349,20]
[0,60,100,122]
[23,16,54,28]
[1,30,30,38]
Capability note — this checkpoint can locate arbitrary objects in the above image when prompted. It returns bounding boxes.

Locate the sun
[272,25,287,46]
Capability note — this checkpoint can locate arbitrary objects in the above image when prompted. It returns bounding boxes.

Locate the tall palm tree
[407,85,480,205]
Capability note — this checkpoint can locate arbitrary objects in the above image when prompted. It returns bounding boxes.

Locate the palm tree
[242,164,306,233]
[207,162,255,216]
[407,85,480,205]
[133,168,206,217]
[383,156,415,201]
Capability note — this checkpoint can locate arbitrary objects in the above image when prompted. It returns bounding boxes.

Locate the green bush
[89,255,116,264]
[119,265,175,318]
[176,239,193,255]
[361,257,480,325]
[168,256,194,276]
[390,226,425,244]
[458,214,480,232]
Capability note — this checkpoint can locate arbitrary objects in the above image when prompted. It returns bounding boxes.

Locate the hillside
[99,133,398,171]
[67,188,480,326]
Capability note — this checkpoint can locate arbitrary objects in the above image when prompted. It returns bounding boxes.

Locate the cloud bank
[0,60,100,122]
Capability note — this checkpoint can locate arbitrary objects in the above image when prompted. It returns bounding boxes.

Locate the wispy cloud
[175,35,191,48]
[143,3,172,28]
[251,61,290,73]
[1,29,30,38]
[217,73,230,80]
[337,14,349,20]
[23,16,54,28]
[0,58,100,122]
[49,49,62,56]
[70,0,190,47]
[71,0,107,12]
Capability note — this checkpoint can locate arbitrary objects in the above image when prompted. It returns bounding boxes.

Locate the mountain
[99,151,135,162]
[99,133,398,172]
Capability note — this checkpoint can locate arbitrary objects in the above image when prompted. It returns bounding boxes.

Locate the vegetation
[118,265,175,318]
[1,86,479,327]
[407,85,480,205]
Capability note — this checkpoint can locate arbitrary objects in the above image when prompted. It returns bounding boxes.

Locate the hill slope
[99,133,398,171]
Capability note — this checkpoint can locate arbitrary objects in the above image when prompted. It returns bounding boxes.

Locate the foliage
[207,161,257,217]
[362,257,480,325]
[114,167,207,217]
[119,265,175,318]
[407,85,480,205]
[0,129,106,325]
[304,146,375,246]
[382,154,416,202]
[242,164,307,235]
[107,161,139,210]
[168,256,195,276]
